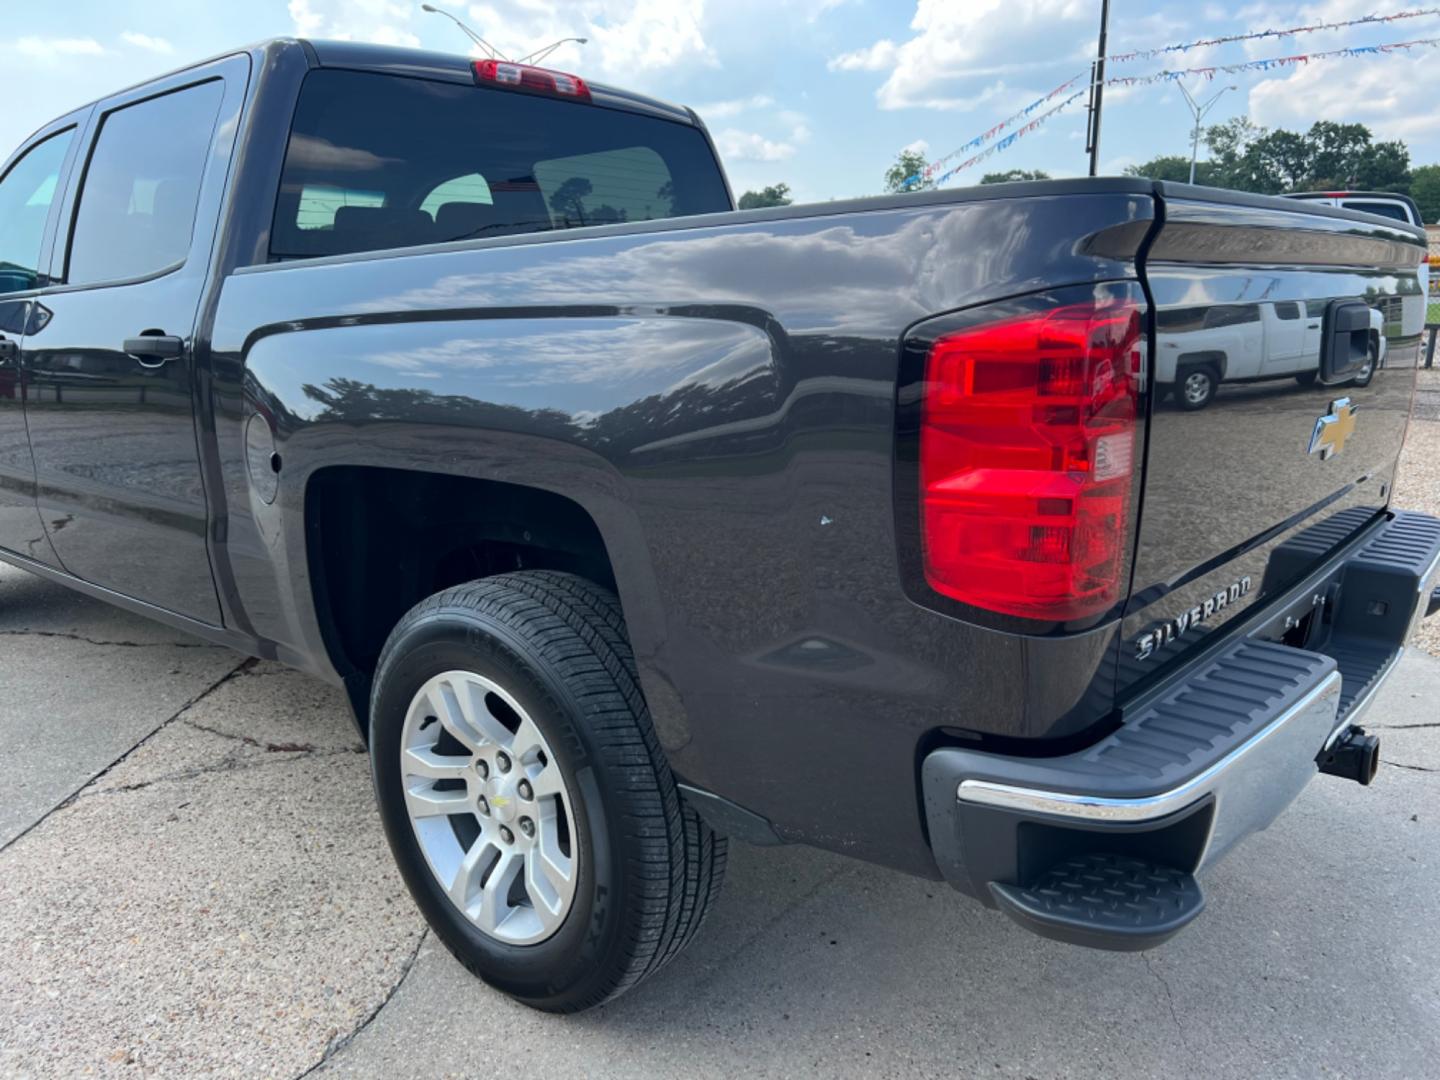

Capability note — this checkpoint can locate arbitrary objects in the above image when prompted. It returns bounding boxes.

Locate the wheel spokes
[402,745,472,782]
[474,848,523,934]
[405,783,471,819]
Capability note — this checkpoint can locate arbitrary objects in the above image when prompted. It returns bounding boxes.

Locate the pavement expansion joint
[0,657,255,856]
[79,743,362,799]
[297,930,430,1078]
[0,628,221,649]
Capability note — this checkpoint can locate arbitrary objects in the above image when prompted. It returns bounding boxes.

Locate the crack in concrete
[1144,952,1191,1052]
[1371,722,1440,731]
[1383,759,1436,774]
[182,716,331,755]
[0,657,256,856]
[84,744,363,798]
[296,930,430,1078]
[684,862,851,996]
[0,628,218,649]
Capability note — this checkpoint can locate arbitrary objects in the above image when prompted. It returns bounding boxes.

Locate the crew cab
[0,40,1436,1012]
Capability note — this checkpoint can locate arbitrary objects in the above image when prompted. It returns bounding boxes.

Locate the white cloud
[1250,49,1440,140]
[828,39,897,72]
[463,0,713,80]
[1240,0,1440,141]
[120,32,174,54]
[902,138,929,155]
[9,36,106,62]
[694,94,775,119]
[289,0,421,47]
[828,0,1092,110]
[715,128,798,162]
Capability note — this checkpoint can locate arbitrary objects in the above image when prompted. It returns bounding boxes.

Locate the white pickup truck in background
[1156,298,1386,409]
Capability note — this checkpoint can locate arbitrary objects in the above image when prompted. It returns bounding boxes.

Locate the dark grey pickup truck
[1,39,1437,1012]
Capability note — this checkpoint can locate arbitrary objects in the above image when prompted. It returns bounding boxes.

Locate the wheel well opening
[306,466,616,691]
[1176,351,1225,379]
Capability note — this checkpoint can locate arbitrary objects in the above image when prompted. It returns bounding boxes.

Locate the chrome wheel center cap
[484,773,520,824]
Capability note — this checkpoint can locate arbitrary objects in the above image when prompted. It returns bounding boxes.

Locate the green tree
[884,149,934,193]
[737,183,793,209]
[1123,154,1219,185]
[979,168,1051,184]
[1304,120,1373,188]
[1411,164,1440,223]
[1354,138,1410,192]
[1250,128,1309,191]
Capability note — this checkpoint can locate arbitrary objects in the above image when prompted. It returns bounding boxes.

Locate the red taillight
[473,60,591,102]
[919,293,1143,622]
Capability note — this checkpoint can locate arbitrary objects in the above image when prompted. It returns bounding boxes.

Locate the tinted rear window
[1341,200,1411,224]
[271,70,730,259]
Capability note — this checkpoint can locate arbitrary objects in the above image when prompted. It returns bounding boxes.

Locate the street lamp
[518,38,588,66]
[420,3,507,60]
[1179,82,1238,185]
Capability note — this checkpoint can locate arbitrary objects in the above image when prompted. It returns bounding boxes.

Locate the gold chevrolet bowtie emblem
[1308,397,1358,460]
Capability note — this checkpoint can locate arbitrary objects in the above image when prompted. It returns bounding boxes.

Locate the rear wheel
[370,571,727,1012]
[1176,364,1219,410]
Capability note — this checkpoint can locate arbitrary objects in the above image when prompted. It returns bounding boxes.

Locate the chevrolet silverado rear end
[919,186,1437,950]
[4,37,1437,1012]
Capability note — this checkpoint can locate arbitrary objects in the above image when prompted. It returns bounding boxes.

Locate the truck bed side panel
[207,192,1152,876]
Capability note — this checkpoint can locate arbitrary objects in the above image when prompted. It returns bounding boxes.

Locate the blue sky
[5,0,1440,202]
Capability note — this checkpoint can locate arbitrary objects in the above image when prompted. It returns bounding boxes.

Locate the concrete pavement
[0,560,1437,1078]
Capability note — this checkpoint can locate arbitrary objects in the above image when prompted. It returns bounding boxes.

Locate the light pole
[420,4,507,60]
[518,38,588,66]
[1180,82,1238,185]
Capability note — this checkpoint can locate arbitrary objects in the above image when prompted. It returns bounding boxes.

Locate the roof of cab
[305,39,699,126]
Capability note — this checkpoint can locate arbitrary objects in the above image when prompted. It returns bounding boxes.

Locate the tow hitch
[1318,726,1381,786]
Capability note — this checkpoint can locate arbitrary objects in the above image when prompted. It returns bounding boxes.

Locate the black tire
[1175,364,1218,410]
[1295,369,1319,387]
[370,571,727,1013]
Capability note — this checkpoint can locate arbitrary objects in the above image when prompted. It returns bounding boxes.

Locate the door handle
[1307,323,1320,329]
[123,334,185,368]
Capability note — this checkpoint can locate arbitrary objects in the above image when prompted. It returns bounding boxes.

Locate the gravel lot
[1395,367,1440,657]
[0,369,1436,1078]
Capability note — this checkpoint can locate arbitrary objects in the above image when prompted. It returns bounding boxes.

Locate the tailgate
[1120,187,1426,692]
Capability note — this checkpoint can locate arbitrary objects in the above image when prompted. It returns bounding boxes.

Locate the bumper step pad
[989,853,1204,951]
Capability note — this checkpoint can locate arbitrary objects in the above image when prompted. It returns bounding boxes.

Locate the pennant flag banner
[932,90,1087,186]
[924,33,1440,189]
[1105,34,1440,89]
[1107,6,1440,63]
[896,74,1083,190]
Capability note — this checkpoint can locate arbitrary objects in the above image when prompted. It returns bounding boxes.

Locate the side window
[1204,304,1261,329]
[1342,200,1410,224]
[419,173,493,220]
[296,184,386,231]
[0,129,74,295]
[1273,301,1300,321]
[67,80,224,286]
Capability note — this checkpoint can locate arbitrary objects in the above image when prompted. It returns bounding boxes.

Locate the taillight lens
[473,60,591,102]
[919,291,1143,621]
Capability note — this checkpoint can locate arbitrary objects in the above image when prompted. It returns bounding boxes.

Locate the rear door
[1120,190,1424,692]
[0,112,85,562]
[22,56,249,622]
